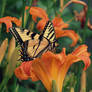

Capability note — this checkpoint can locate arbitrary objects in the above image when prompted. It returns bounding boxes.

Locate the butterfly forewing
[42,21,56,42]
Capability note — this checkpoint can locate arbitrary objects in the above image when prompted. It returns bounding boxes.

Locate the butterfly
[9,21,57,61]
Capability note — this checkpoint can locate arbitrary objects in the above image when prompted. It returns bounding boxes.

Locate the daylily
[26,6,79,47]
[0,16,21,32]
[15,45,91,92]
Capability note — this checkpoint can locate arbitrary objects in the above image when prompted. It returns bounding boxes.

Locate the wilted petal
[5,48,20,78]
[87,19,92,30]
[0,38,8,64]
[7,37,15,61]
[55,28,79,47]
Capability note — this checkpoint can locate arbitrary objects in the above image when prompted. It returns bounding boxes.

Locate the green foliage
[0,0,92,92]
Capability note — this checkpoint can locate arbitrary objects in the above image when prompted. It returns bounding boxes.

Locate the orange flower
[15,45,91,92]
[26,7,79,47]
[0,16,21,32]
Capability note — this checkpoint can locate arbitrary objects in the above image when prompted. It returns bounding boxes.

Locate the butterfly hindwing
[27,37,49,58]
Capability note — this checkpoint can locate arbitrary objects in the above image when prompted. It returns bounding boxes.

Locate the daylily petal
[55,28,79,47]
[15,61,39,81]
[36,19,47,31]
[5,17,21,27]
[0,17,21,32]
[52,17,69,29]
[72,45,91,70]
[32,50,66,92]
[0,18,12,32]
[25,6,30,10]
[29,7,49,22]
[32,15,37,22]
[52,17,79,47]
[58,54,78,92]
[15,62,32,80]
[15,66,29,80]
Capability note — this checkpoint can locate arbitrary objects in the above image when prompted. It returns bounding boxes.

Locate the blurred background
[0,0,92,92]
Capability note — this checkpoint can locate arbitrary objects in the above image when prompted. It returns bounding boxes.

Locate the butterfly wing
[9,27,50,61]
[42,21,56,43]
[27,21,57,58]
[27,37,49,58]
[41,21,57,51]
[9,21,57,61]
[9,27,37,45]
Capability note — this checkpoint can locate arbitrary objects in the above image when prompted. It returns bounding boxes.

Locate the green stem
[0,0,7,36]
[52,80,59,92]
[24,0,33,28]
[53,0,57,16]
[0,76,9,91]
[82,0,90,43]
[15,84,19,92]
[0,0,7,17]
[75,63,83,92]
[22,0,26,28]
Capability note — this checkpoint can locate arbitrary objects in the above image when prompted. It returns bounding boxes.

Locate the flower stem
[0,0,7,17]
[22,0,26,28]
[52,80,59,92]
[75,63,83,92]
[15,84,19,92]
[0,0,7,36]
[82,1,90,43]
[24,0,33,28]
[0,76,9,91]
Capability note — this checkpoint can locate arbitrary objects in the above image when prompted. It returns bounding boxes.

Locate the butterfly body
[9,21,57,61]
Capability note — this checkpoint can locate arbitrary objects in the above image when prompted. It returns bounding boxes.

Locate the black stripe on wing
[9,27,23,45]
[42,21,53,33]
[41,21,56,42]
[31,33,37,39]
[19,40,34,61]
[33,41,50,58]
